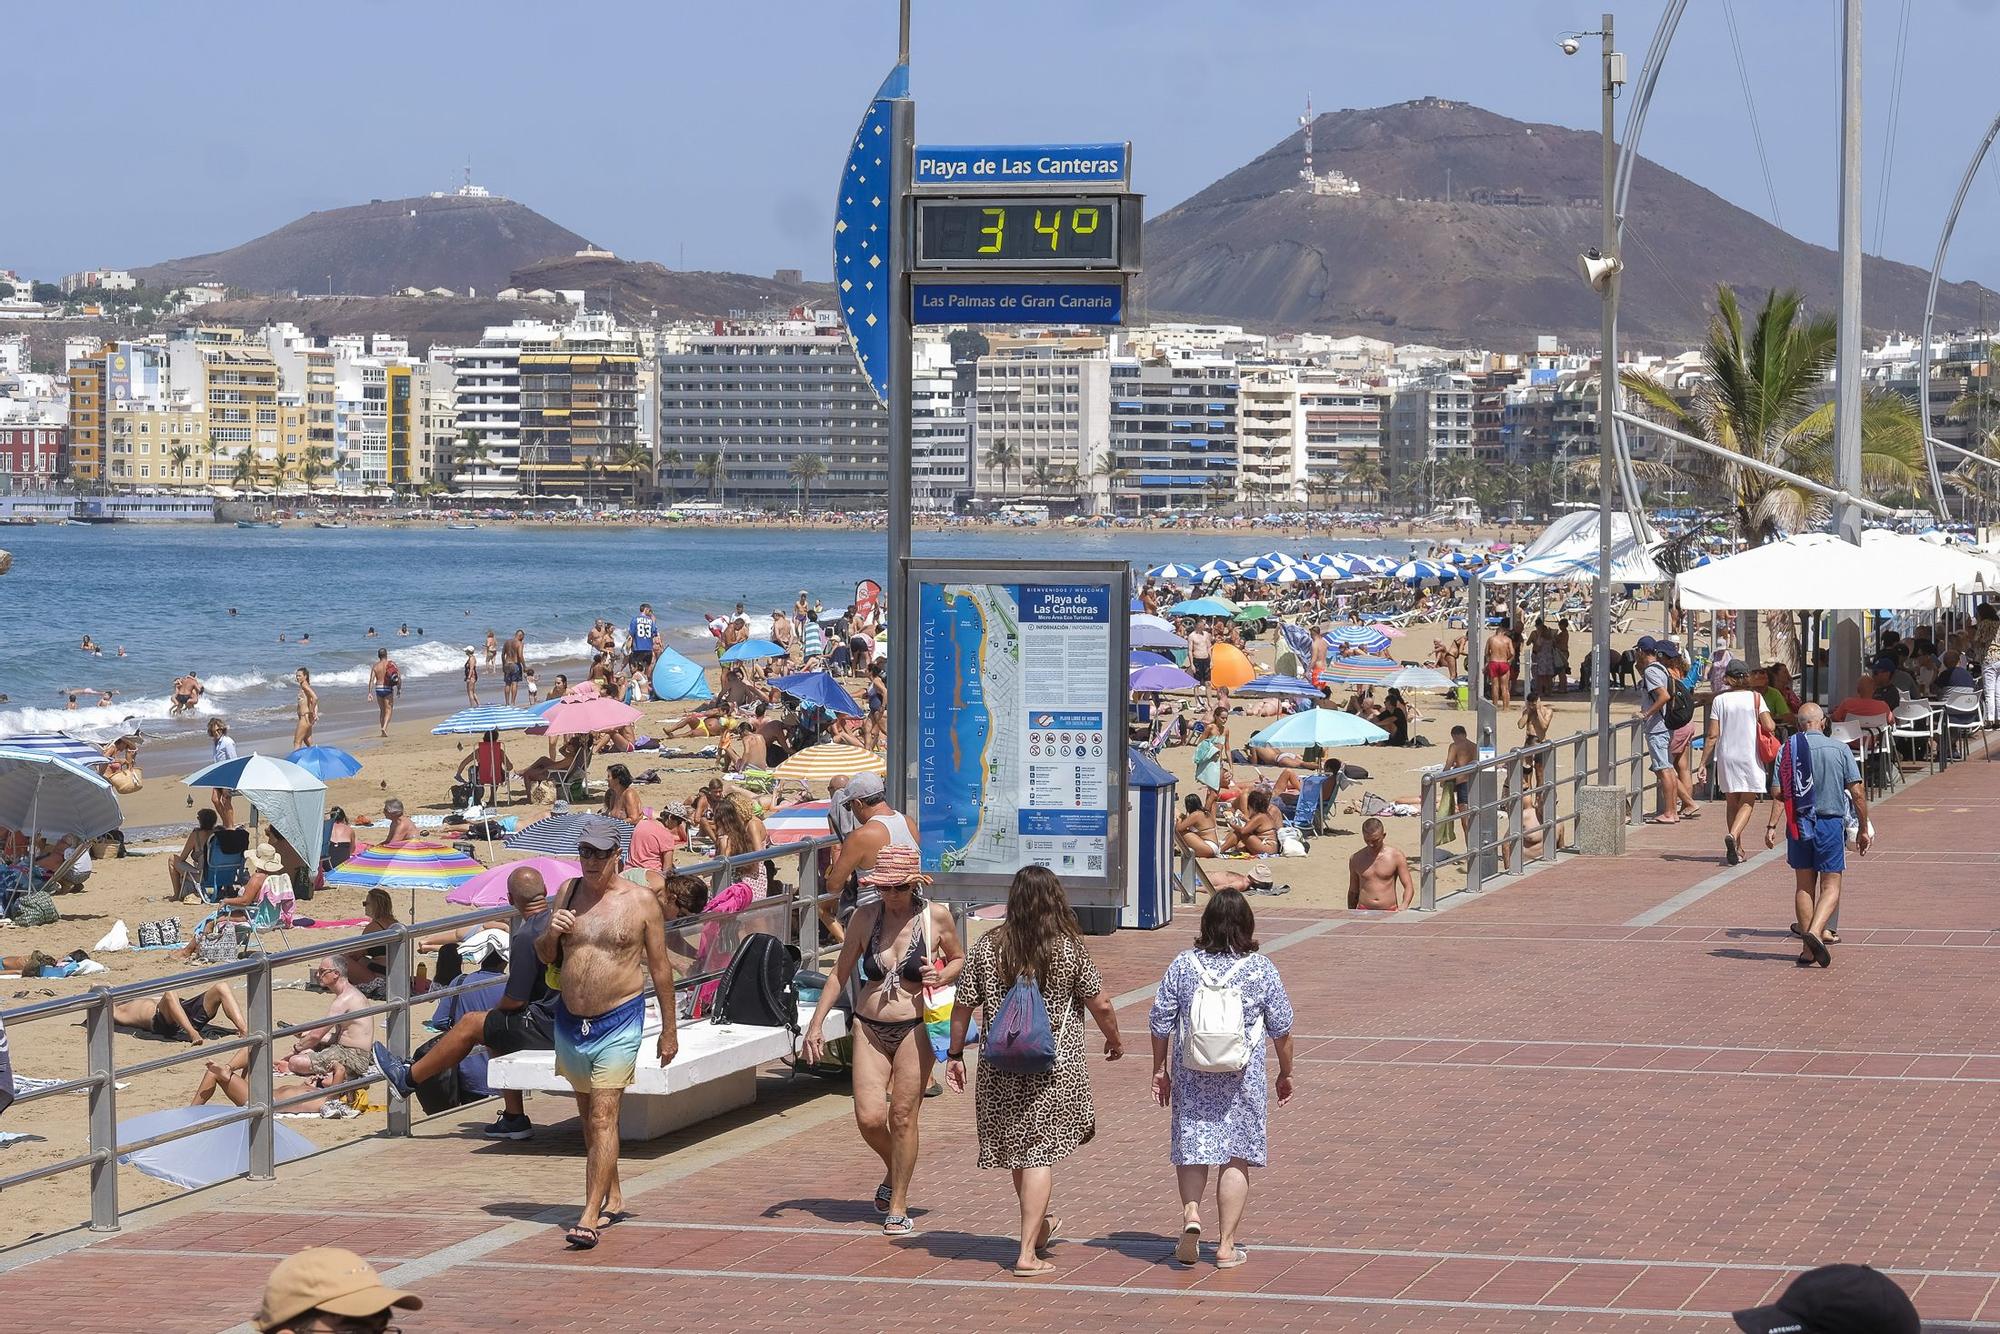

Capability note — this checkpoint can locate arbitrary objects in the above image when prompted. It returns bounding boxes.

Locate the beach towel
[1777,733,1815,841]
[0,1017,12,1116]
[691,881,757,1016]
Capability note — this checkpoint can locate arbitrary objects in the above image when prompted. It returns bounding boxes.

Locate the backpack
[983,974,1060,1074]
[384,662,402,691]
[1663,676,1695,731]
[1179,955,1258,1074]
[708,932,801,1031]
[8,889,57,929]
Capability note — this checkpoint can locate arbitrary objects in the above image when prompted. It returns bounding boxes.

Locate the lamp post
[1828,0,1864,710]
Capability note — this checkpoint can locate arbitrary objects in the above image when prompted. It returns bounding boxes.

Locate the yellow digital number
[1071,207,1100,236]
[1034,209,1063,251]
[978,207,1005,254]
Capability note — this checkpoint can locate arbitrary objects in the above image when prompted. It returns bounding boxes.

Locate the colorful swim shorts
[553,992,646,1092]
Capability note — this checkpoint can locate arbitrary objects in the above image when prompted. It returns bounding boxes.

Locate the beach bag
[1663,677,1695,731]
[108,767,142,795]
[708,932,800,1031]
[983,974,1058,1074]
[408,1033,476,1114]
[9,889,57,928]
[1277,826,1307,857]
[1756,728,1781,769]
[1179,956,1258,1074]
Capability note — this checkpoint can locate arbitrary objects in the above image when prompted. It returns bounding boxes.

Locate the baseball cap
[1634,635,1660,654]
[1724,659,1750,680]
[1733,1264,1918,1334]
[842,772,886,805]
[577,814,624,853]
[1871,654,1899,673]
[1655,640,1680,660]
[254,1246,422,1332]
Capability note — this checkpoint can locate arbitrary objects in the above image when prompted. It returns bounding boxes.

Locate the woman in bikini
[802,844,964,1238]
[1175,793,1222,858]
[601,763,643,824]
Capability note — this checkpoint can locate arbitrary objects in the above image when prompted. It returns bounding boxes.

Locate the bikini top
[858,897,928,990]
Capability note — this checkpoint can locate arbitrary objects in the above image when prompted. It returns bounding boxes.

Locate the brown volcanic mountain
[506,255,830,323]
[135,194,592,297]
[1143,98,2000,344]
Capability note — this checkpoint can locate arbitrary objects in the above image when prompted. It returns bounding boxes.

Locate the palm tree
[1089,456,1128,516]
[1339,455,1386,506]
[613,442,654,505]
[655,447,684,502]
[692,451,726,502]
[299,452,325,497]
[788,453,827,514]
[1203,474,1234,514]
[1025,461,1058,497]
[167,444,193,487]
[982,440,1020,498]
[229,450,255,494]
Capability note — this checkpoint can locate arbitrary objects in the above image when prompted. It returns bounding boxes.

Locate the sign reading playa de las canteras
[912,576,1119,888]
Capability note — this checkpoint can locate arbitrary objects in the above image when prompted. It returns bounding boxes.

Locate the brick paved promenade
[6,761,2000,1332]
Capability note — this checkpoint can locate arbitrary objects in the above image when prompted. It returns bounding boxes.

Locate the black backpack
[709,932,801,1031]
[1663,675,1695,731]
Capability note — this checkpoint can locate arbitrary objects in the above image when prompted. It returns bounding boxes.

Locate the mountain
[505,255,830,324]
[134,194,593,297]
[1142,98,2000,345]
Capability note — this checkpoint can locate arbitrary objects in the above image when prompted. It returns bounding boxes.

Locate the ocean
[0,523,1421,752]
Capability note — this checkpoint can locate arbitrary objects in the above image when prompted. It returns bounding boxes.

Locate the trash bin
[1122,747,1177,930]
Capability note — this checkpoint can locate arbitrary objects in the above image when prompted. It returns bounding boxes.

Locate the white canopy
[1676,532,1987,612]
[1483,509,1664,585]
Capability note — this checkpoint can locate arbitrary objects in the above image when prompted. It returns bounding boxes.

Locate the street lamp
[1560,19,1624,778]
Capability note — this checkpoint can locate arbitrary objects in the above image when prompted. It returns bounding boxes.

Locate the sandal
[882,1214,914,1237]
[1643,815,1681,825]
[1215,1246,1250,1270]
[563,1225,600,1250]
[1174,1220,1202,1265]
[1011,1260,1057,1277]
[1035,1214,1060,1254]
[873,1181,892,1214]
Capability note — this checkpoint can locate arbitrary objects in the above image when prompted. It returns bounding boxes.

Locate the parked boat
[446,522,481,530]
[312,520,349,529]
[235,520,281,530]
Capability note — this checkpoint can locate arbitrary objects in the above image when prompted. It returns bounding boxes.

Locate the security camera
[1578,248,1623,292]
[1558,36,1581,55]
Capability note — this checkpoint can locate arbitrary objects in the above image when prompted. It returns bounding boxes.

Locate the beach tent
[1485,509,1664,585]
[650,644,715,702]
[1675,532,1976,611]
[182,753,324,868]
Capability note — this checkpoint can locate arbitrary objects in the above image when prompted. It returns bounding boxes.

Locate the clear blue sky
[17,1,2000,296]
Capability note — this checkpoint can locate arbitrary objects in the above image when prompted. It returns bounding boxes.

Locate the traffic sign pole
[886,92,915,812]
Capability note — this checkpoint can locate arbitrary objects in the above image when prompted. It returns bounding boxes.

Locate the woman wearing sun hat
[803,842,965,1237]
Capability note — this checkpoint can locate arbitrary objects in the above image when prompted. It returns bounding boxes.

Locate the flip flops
[1215,1246,1251,1269]
[1174,1221,1202,1265]
[1035,1214,1061,1255]
[882,1214,914,1236]
[564,1225,600,1250]
[874,1181,892,1214]
[1802,931,1832,968]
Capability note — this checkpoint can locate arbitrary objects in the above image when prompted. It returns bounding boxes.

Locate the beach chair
[201,831,249,901]
[1283,774,1329,838]
[235,894,291,955]
[167,853,203,903]
[33,842,90,894]
[553,748,594,804]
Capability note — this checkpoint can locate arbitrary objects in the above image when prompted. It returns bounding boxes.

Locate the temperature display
[915,198,1123,269]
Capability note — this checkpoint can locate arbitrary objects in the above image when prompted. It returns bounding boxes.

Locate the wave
[0,693,220,741]
[298,635,600,689]
[202,672,271,694]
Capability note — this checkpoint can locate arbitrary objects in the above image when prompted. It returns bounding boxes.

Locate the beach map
[914,581,1114,880]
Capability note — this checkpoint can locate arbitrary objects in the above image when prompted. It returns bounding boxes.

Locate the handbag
[1756,728,1781,769]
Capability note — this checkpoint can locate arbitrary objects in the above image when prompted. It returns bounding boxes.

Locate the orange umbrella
[1209,642,1255,689]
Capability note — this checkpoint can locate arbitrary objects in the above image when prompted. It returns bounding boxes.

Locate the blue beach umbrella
[285,745,362,780]
[768,670,863,718]
[1169,596,1240,618]
[0,733,110,768]
[1235,674,1324,697]
[1326,625,1393,654]
[431,705,545,735]
[720,639,788,663]
[1130,624,1187,651]
[1256,566,1314,585]
[650,644,714,702]
[1251,709,1389,749]
[1130,650,1173,668]
[119,1105,315,1190]
[1392,558,1450,584]
[0,748,122,845]
[1145,563,1205,581]
[1195,559,1233,579]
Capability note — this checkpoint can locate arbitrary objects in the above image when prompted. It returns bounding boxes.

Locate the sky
[15,1,2000,294]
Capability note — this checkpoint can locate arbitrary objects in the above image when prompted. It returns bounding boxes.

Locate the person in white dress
[1703,659,1773,866]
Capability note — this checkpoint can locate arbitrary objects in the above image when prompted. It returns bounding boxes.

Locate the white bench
[486,1001,846,1140]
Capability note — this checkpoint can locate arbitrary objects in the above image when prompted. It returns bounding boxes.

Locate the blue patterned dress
[1147,949,1294,1166]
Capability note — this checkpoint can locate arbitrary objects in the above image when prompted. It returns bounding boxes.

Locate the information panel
[904,560,1129,901]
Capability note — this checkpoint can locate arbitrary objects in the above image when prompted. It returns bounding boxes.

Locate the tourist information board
[902,559,1129,904]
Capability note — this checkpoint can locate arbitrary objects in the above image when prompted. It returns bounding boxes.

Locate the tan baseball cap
[254,1247,422,1331]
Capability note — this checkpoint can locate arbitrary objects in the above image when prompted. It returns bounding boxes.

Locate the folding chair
[235,895,291,955]
[1283,774,1330,838]
[201,831,249,902]
[33,842,90,894]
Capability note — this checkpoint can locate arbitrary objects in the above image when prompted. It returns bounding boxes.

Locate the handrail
[0,833,843,1236]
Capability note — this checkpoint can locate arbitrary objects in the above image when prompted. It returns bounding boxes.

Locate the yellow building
[518,350,643,500]
[106,399,208,487]
[169,334,280,490]
[64,354,106,483]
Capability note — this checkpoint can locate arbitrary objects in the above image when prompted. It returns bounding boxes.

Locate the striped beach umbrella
[0,732,111,767]
[772,742,887,784]
[432,705,545,735]
[1235,674,1324,697]
[1317,654,1402,686]
[1255,565,1314,585]
[1195,559,1233,579]
[766,800,832,846]
[1379,665,1458,691]
[324,840,483,891]
[1145,562,1205,581]
[1326,625,1393,654]
[502,814,634,858]
[1392,558,1451,584]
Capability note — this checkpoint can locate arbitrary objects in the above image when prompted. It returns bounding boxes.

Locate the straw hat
[248,843,286,874]
[862,843,928,888]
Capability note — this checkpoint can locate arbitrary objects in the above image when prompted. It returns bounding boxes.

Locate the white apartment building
[1108,355,1238,512]
[972,347,1112,509]
[332,359,388,492]
[1233,365,1388,506]
[911,337,969,510]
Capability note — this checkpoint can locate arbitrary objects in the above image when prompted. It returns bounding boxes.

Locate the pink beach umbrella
[445,855,577,908]
[541,695,643,736]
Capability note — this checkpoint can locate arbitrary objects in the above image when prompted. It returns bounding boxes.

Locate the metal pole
[884,61,916,811]
[248,955,275,1181]
[1829,0,1865,707]
[1919,110,2000,512]
[385,928,412,1137]
[1593,13,1619,781]
[84,990,119,1231]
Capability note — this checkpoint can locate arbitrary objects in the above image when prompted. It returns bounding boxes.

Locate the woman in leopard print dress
[946,866,1126,1277]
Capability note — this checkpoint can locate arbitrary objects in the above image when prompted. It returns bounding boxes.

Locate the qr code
[1086,854,1103,871]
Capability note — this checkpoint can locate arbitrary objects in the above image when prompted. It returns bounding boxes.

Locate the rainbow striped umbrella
[1317,654,1402,686]
[324,840,483,891]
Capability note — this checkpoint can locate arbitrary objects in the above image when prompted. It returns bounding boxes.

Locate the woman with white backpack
[1147,888,1295,1270]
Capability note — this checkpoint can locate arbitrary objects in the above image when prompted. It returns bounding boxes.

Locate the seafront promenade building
[972,340,1113,509]
[1235,364,1387,507]
[1108,354,1238,513]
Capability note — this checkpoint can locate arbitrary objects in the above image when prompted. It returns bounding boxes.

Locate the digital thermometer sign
[915,197,1127,270]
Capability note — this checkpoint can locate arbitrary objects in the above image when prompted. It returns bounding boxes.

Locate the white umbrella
[118,1105,315,1189]
[1379,665,1458,691]
[0,748,122,848]
[182,753,327,866]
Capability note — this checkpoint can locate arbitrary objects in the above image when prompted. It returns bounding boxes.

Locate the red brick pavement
[4,764,1999,1332]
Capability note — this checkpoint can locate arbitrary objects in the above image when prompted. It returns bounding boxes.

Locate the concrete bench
[486,1001,845,1140]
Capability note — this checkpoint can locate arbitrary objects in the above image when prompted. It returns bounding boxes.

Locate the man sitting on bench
[375,866,556,1141]
[112,983,249,1045]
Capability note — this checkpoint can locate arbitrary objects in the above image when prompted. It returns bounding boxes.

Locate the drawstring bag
[983,973,1058,1074]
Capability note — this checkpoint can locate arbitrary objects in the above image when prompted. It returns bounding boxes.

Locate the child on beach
[525,666,540,704]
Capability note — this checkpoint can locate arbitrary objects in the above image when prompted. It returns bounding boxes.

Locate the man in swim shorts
[1483,625,1515,706]
[536,816,679,1250]
[111,982,249,1045]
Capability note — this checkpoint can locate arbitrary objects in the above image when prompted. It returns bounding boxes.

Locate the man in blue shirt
[1765,703,1869,968]
[628,603,658,676]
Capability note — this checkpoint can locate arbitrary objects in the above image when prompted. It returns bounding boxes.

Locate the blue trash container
[1122,746,1177,930]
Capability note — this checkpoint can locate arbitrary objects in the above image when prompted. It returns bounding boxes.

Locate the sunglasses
[578,846,616,862]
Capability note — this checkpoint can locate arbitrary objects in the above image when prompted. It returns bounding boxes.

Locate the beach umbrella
[118,1105,315,1191]
[1195,559,1233,579]
[1326,625,1393,654]
[1235,674,1324,697]
[0,748,122,848]
[1169,596,1239,618]
[1358,554,1401,574]
[445,856,575,907]
[1208,642,1255,689]
[0,733,110,768]
[431,705,544,735]
[1392,558,1450,584]
[719,639,788,663]
[182,753,325,863]
[1129,663,1200,693]
[1131,613,1175,633]
[1130,650,1173,668]
[1145,562,1205,581]
[1130,623,1187,651]
[325,840,483,890]
[768,670,863,718]
[650,644,715,702]
[285,745,361,780]
[540,696,643,737]
[1379,665,1458,691]
[772,742,887,783]
[1235,603,1275,622]
[1318,654,1402,686]
[1251,709,1389,749]
[1255,565,1313,585]
[766,800,831,845]
[502,813,634,858]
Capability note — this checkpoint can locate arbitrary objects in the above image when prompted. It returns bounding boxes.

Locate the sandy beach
[0,555,1656,1246]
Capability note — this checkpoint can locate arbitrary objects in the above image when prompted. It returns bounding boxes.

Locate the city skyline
[16,1,2000,293]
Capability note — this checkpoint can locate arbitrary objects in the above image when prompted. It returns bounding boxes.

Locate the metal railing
[0,834,841,1235]
[1417,715,1646,910]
